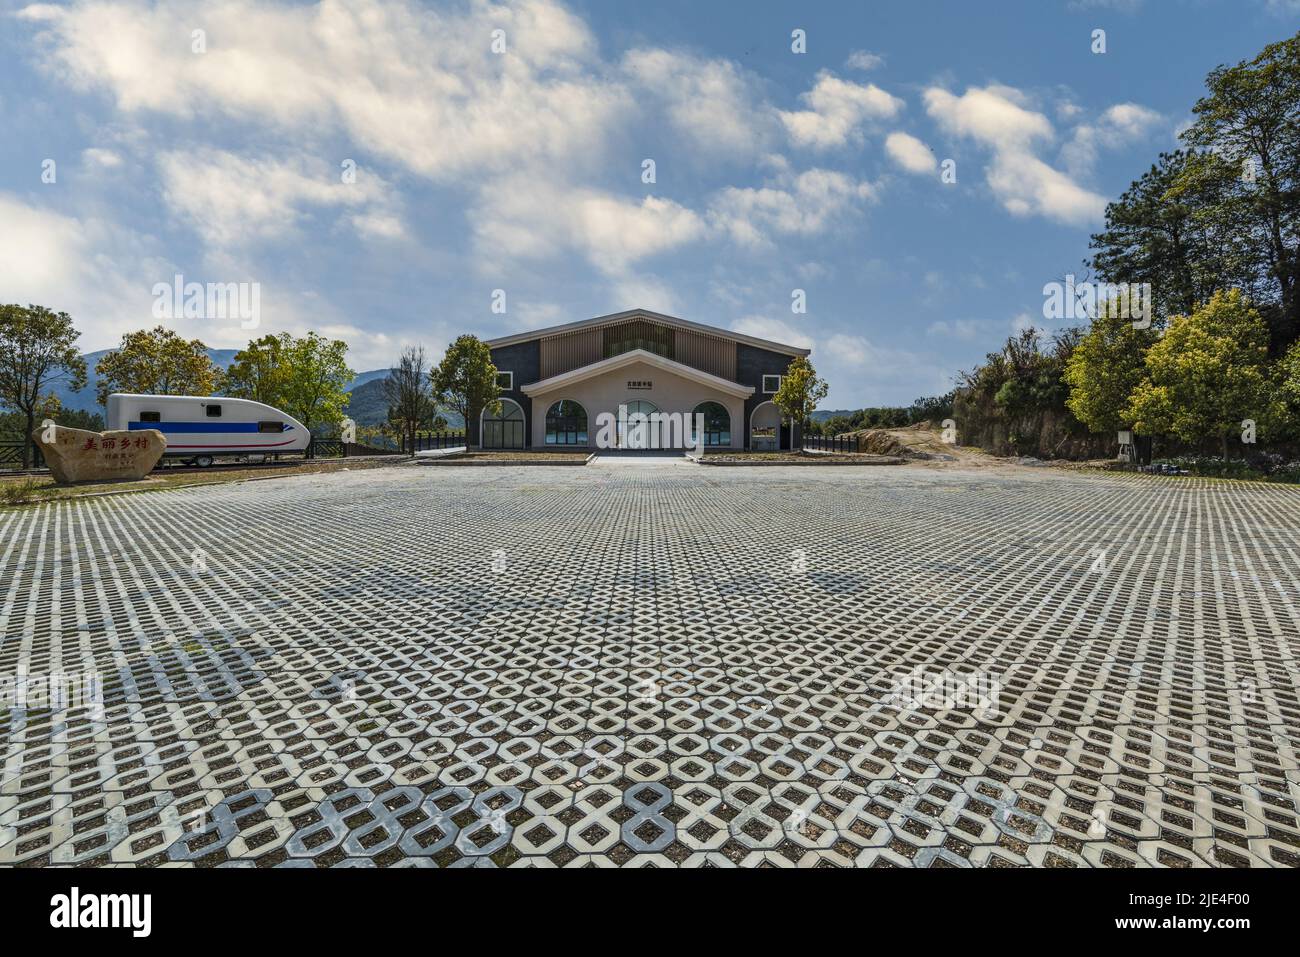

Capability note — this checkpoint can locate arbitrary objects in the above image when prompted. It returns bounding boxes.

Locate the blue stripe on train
[129,421,291,433]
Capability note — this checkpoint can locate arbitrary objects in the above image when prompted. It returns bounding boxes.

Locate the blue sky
[1,0,1297,406]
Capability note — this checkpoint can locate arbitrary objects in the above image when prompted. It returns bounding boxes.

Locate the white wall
[527,359,746,449]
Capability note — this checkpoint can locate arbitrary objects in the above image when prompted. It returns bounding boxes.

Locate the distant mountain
[347,368,390,391]
[343,377,464,430]
[811,409,856,423]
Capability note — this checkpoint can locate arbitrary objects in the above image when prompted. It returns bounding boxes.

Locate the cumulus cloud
[472,175,707,275]
[0,190,392,358]
[1061,103,1164,176]
[923,84,1106,225]
[158,148,399,248]
[709,168,876,247]
[780,71,903,149]
[621,48,774,157]
[18,0,629,182]
[885,132,937,174]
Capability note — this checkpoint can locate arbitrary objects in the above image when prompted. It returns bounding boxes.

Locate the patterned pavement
[2,462,1299,867]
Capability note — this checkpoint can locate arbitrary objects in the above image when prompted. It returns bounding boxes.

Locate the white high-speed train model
[106,394,311,467]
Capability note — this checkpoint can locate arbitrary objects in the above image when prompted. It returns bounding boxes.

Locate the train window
[140,411,161,423]
[205,404,222,417]
[257,421,283,433]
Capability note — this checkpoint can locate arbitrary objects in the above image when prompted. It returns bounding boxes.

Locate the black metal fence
[0,439,43,471]
[802,434,864,453]
[306,437,345,459]
[404,432,467,453]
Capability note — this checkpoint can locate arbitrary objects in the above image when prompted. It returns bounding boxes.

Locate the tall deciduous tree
[0,304,87,468]
[1179,31,1300,351]
[95,325,222,406]
[431,335,499,446]
[383,345,436,454]
[224,335,286,405]
[271,332,354,432]
[1127,290,1281,458]
[772,356,828,439]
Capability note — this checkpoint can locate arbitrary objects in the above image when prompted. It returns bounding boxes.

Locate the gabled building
[473,308,811,450]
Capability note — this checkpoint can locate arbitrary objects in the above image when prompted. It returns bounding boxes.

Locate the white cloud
[709,168,875,247]
[1061,102,1164,176]
[621,48,773,157]
[18,0,629,182]
[157,149,398,248]
[923,84,1106,225]
[81,147,122,168]
[729,316,814,350]
[885,132,937,174]
[845,50,885,71]
[780,71,903,149]
[472,175,706,275]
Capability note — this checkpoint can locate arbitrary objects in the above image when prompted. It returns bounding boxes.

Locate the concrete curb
[695,455,905,466]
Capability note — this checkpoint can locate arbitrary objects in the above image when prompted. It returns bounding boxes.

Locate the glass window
[140,411,160,423]
[205,404,222,417]
[482,399,525,449]
[693,402,731,447]
[545,400,588,445]
[762,375,782,394]
[258,421,284,433]
[496,371,513,390]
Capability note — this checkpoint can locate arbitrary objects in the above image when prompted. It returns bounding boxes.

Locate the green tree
[272,332,354,432]
[1064,300,1161,434]
[0,304,87,468]
[1090,150,1251,322]
[224,334,286,405]
[1127,290,1281,458]
[772,356,828,438]
[431,335,500,446]
[1277,338,1300,437]
[95,325,222,406]
[1178,31,1300,350]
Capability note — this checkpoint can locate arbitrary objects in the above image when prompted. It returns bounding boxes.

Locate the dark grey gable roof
[484,308,811,357]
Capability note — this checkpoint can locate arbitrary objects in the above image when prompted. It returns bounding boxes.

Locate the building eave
[519,349,756,399]
[486,308,812,357]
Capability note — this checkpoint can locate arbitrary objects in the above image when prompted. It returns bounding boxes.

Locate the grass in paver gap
[1,464,1298,868]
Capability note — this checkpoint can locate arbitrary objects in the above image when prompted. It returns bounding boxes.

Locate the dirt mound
[841,422,961,460]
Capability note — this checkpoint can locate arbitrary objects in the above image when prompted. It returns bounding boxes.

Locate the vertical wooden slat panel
[538,319,737,381]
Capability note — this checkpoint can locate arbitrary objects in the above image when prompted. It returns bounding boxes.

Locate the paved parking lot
[2,462,1299,867]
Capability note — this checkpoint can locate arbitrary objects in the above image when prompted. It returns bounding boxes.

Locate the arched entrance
[694,401,731,447]
[545,399,588,445]
[618,400,658,449]
[480,398,525,449]
[750,401,781,451]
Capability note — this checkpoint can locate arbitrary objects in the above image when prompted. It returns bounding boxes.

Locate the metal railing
[0,439,44,471]
[802,434,864,453]
[405,432,467,453]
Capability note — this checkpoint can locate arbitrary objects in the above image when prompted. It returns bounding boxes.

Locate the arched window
[693,402,731,446]
[750,401,780,451]
[481,399,525,449]
[545,400,588,445]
